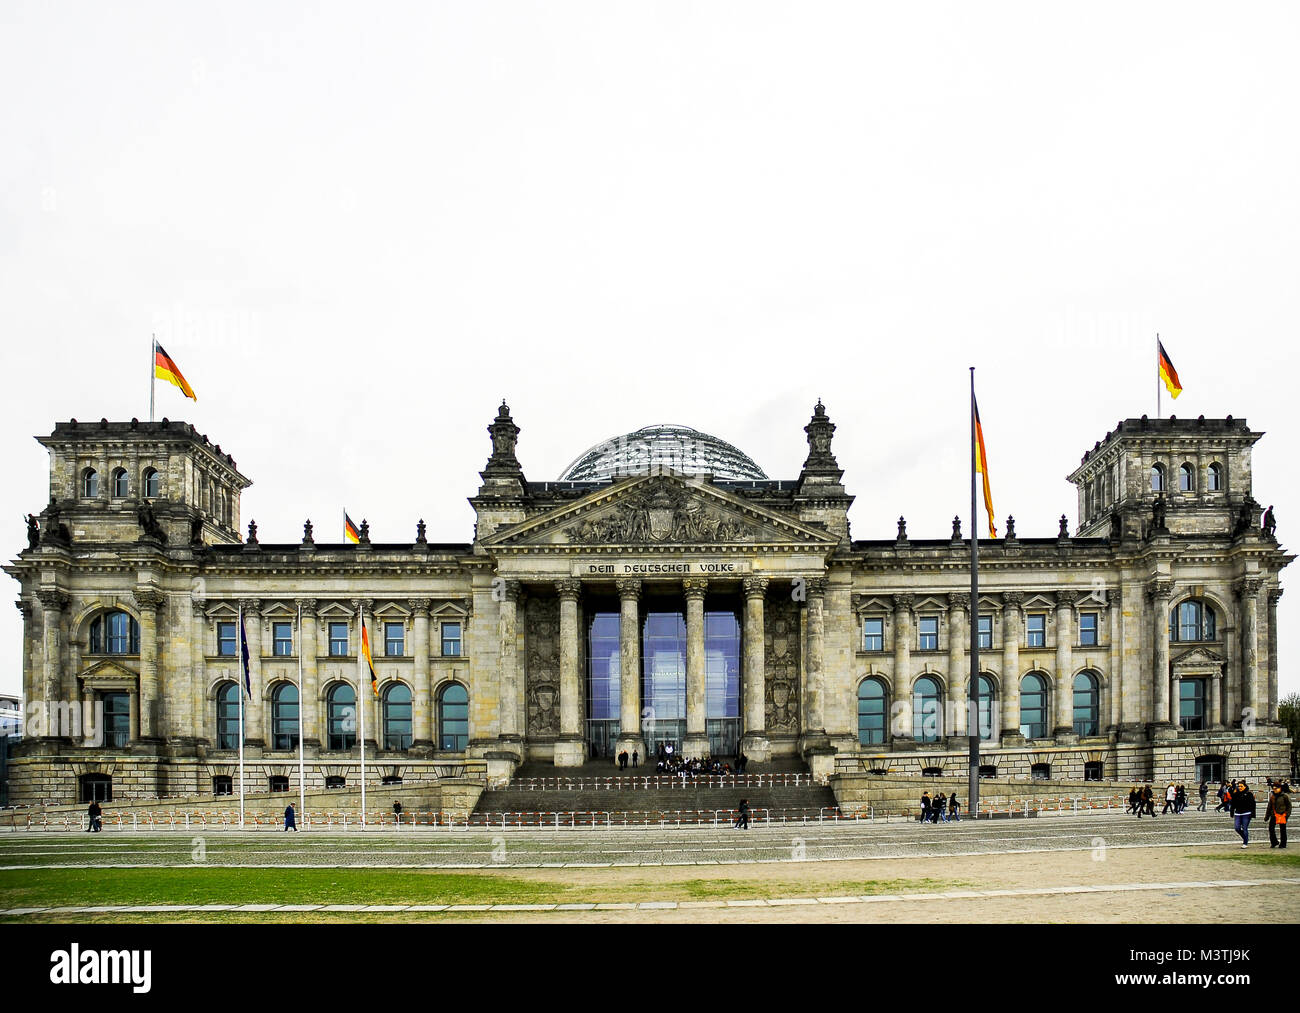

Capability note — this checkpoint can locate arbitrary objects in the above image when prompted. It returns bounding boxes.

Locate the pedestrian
[631,749,638,768]
[1175,784,1187,813]
[1198,780,1209,812]
[1266,783,1290,850]
[87,799,102,833]
[920,791,932,824]
[1128,786,1139,815]
[1216,781,1231,814]
[736,798,750,830]
[393,800,403,825]
[948,792,960,822]
[284,803,297,831]
[1231,780,1257,848]
[1161,783,1176,815]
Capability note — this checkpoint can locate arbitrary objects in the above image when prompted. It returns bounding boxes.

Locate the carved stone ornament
[1146,580,1173,602]
[1236,577,1262,598]
[295,598,318,616]
[35,589,69,612]
[682,577,709,599]
[805,577,827,599]
[525,596,560,738]
[408,598,431,615]
[743,576,770,599]
[764,597,801,734]
[892,593,914,612]
[567,478,756,545]
[947,592,971,612]
[1055,589,1079,608]
[1000,590,1024,609]
[555,579,582,600]
[616,579,642,601]
[133,589,165,612]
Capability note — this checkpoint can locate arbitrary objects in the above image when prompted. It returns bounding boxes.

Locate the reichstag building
[4,402,1292,803]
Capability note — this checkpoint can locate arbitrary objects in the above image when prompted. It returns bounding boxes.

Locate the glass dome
[559,424,768,482]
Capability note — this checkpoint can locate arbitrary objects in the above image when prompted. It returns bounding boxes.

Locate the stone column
[15,600,35,737]
[553,579,585,766]
[1267,588,1282,722]
[497,581,522,742]
[134,589,165,740]
[35,590,68,740]
[1149,581,1173,735]
[242,599,265,749]
[410,599,432,749]
[740,577,770,761]
[191,599,208,743]
[683,577,710,759]
[1237,578,1261,733]
[891,593,913,743]
[1000,591,1023,741]
[800,577,830,751]
[1054,590,1077,737]
[614,579,645,761]
[297,599,319,746]
[947,593,969,738]
[1209,671,1223,730]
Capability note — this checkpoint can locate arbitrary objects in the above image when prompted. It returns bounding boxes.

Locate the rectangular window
[385,622,405,657]
[329,622,349,657]
[1079,612,1098,647]
[1180,679,1206,732]
[918,616,939,651]
[272,622,293,657]
[863,617,884,652]
[1026,613,1046,648]
[977,614,993,650]
[441,622,462,657]
[217,622,236,657]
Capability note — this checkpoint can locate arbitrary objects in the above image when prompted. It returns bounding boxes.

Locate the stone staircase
[471,759,839,826]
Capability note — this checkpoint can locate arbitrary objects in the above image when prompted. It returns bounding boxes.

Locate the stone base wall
[832,774,1122,815]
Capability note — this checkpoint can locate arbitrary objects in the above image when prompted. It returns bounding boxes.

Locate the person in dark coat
[1231,781,1257,847]
[284,803,297,831]
[1198,780,1209,811]
[948,793,960,822]
[920,791,932,824]
[1266,784,1290,849]
[87,800,102,833]
[1215,781,1231,813]
[736,798,750,830]
[631,749,638,768]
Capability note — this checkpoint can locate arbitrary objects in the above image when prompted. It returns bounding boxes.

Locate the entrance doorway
[707,717,740,757]
[587,718,619,759]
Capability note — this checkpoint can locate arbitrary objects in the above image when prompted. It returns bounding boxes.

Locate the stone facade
[4,407,1293,805]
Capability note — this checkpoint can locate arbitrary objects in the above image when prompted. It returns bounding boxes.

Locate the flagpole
[297,602,306,826]
[969,368,980,819]
[149,335,156,423]
[357,601,366,827]
[238,603,246,829]
[1156,334,1161,419]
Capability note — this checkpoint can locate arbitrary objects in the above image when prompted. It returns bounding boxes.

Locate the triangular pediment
[1172,645,1227,671]
[484,473,838,551]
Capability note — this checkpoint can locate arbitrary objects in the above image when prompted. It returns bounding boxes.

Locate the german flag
[361,623,378,695]
[974,395,997,539]
[1157,339,1182,399]
[344,513,361,544]
[154,341,196,401]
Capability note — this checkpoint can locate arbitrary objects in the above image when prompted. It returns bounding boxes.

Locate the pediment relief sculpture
[567,481,756,545]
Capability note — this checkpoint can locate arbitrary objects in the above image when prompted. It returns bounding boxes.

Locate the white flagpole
[297,602,306,824]
[357,601,367,827]
[238,603,246,829]
[1156,333,1161,419]
[149,335,156,423]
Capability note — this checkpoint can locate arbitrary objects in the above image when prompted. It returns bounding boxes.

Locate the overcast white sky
[2,2,1297,701]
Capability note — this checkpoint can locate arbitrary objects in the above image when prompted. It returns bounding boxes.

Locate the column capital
[1268,587,1284,607]
[555,579,582,601]
[35,589,70,612]
[133,589,166,612]
[14,599,33,620]
[240,597,263,616]
[349,597,374,615]
[891,592,914,612]
[295,597,318,616]
[496,579,523,603]
[1235,577,1262,598]
[190,598,208,617]
[682,577,709,600]
[1146,580,1173,602]
[1000,590,1024,609]
[616,578,642,601]
[946,592,970,612]
[743,576,770,599]
[408,598,431,615]
[804,577,827,599]
[1054,589,1079,609]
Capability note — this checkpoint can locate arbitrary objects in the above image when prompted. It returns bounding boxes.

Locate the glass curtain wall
[587,609,621,758]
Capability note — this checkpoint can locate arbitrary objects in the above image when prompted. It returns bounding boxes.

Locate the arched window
[912,676,943,743]
[111,467,129,498]
[143,467,160,499]
[213,775,233,796]
[1172,599,1216,642]
[1072,670,1100,736]
[1020,673,1048,738]
[383,682,412,751]
[1179,463,1193,492]
[80,773,112,803]
[328,683,357,751]
[977,675,995,741]
[1208,463,1223,492]
[1150,463,1164,492]
[82,468,99,498]
[216,681,240,750]
[90,611,140,655]
[857,678,887,746]
[438,682,469,751]
[271,683,299,750]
